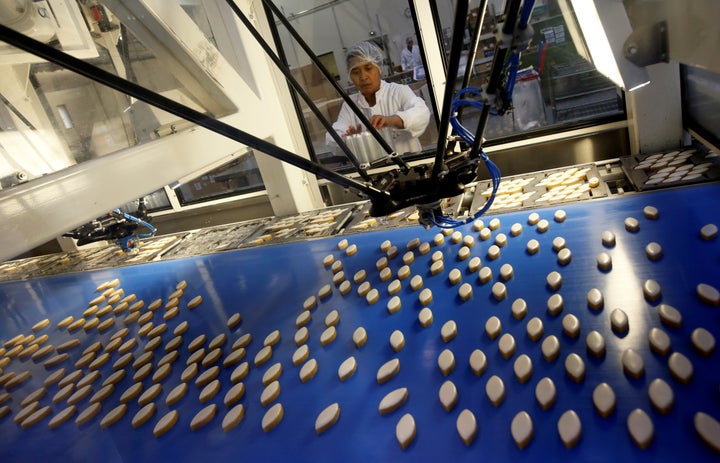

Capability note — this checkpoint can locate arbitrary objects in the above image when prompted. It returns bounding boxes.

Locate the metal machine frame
[0,0,537,253]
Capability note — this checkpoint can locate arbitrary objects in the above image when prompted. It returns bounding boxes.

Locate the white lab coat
[327,80,430,158]
[401,46,421,71]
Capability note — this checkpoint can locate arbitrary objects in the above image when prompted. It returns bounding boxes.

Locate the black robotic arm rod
[460,0,490,91]
[469,0,522,159]
[430,0,469,180]
[0,24,386,201]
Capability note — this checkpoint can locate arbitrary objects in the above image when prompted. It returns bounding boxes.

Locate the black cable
[0,24,386,200]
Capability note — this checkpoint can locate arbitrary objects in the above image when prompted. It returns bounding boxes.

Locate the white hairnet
[346,42,384,74]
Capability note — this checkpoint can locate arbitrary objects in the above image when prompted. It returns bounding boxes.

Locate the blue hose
[519,0,535,29]
[111,209,157,251]
[432,91,503,229]
[505,52,521,100]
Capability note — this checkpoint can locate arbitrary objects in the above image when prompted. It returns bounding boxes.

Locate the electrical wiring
[110,209,157,252]
[427,88,503,229]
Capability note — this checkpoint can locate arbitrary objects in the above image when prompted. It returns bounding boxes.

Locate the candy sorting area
[0,183,718,462]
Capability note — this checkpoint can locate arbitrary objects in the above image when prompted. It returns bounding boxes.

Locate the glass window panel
[0,1,235,187]
[269,0,438,173]
[175,151,264,205]
[439,0,625,141]
[117,188,171,214]
[683,65,720,145]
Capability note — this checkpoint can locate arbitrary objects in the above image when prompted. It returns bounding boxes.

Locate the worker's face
[349,59,381,99]
[407,40,413,51]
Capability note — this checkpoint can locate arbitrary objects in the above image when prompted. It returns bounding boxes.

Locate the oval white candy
[419,288,433,306]
[546,271,562,290]
[526,317,543,341]
[418,308,433,327]
[437,349,455,376]
[658,304,682,328]
[513,354,533,383]
[648,378,673,414]
[469,349,487,376]
[395,413,416,449]
[353,327,367,348]
[441,320,457,342]
[458,283,473,301]
[697,283,720,306]
[565,353,585,382]
[378,387,408,415]
[439,380,458,411]
[643,279,662,301]
[548,294,564,316]
[492,282,507,301]
[300,358,318,383]
[668,352,693,383]
[622,348,644,379]
[610,309,629,334]
[315,403,340,434]
[456,409,478,445]
[511,411,534,449]
[512,298,528,320]
[535,377,556,410]
[601,230,616,247]
[627,408,653,448]
[695,412,720,453]
[587,288,603,310]
[558,410,582,448]
[691,327,716,355]
[387,296,402,314]
[541,335,560,361]
[593,382,616,418]
[320,326,337,346]
[478,267,492,283]
[586,330,605,358]
[377,358,400,384]
[498,333,516,359]
[485,375,505,406]
[338,356,357,381]
[526,239,540,254]
[389,331,405,352]
[262,403,284,432]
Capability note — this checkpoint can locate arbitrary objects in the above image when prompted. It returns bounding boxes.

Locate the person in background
[401,37,421,72]
[327,41,430,157]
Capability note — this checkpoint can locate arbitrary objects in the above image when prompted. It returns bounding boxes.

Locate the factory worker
[327,41,430,159]
[401,37,421,71]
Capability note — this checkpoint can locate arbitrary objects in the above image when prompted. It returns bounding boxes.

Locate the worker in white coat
[401,37,421,71]
[327,42,430,161]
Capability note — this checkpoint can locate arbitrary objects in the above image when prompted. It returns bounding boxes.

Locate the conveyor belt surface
[0,183,718,462]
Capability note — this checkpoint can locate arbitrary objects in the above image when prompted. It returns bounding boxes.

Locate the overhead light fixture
[56,104,74,129]
[559,0,650,91]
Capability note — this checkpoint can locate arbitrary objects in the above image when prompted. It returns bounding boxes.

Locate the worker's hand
[369,115,404,129]
[344,124,363,136]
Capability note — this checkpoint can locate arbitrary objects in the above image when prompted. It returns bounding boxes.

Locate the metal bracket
[624,20,668,67]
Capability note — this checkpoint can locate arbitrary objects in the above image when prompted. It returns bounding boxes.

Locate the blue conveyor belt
[0,183,719,462]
